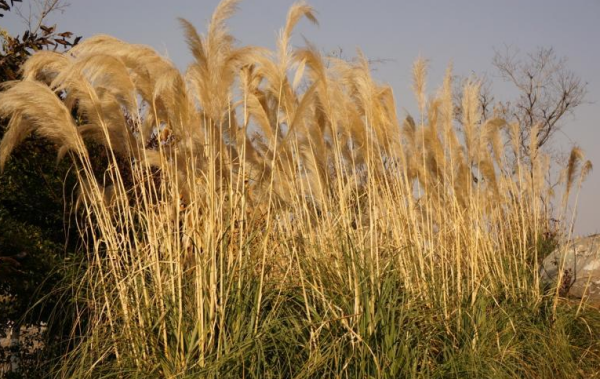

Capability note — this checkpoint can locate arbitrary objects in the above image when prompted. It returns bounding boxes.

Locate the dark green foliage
[1,1,80,81]
[0,134,80,378]
[0,2,81,376]
[0,137,77,317]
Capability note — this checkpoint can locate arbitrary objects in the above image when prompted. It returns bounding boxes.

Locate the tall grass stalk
[0,1,598,377]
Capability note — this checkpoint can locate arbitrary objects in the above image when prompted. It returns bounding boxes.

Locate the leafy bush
[1,1,80,376]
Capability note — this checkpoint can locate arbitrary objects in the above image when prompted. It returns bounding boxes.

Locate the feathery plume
[0,81,84,170]
[563,146,584,207]
[412,57,428,114]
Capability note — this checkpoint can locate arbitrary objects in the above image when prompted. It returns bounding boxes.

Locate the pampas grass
[0,1,598,377]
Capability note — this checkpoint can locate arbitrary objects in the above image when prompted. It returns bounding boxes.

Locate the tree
[492,46,586,154]
[1,0,80,81]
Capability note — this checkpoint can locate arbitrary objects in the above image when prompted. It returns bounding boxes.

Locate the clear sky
[3,0,599,235]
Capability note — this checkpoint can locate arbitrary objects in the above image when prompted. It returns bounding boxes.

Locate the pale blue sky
[3,0,599,235]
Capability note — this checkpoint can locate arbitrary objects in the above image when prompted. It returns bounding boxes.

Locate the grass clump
[0,0,598,377]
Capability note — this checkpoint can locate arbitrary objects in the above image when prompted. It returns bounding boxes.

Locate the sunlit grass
[0,0,598,378]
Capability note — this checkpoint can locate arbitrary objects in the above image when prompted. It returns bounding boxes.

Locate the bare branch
[492,46,587,153]
[13,0,69,34]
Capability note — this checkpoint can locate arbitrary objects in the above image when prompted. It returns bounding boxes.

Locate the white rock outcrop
[540,234,600,302]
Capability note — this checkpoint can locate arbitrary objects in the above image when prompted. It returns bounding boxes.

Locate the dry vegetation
[0,1,598,377]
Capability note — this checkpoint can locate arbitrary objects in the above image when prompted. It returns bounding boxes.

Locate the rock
[540,234,600,302]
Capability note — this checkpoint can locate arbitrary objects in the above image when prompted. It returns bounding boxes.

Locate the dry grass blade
[0,1,593,377]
